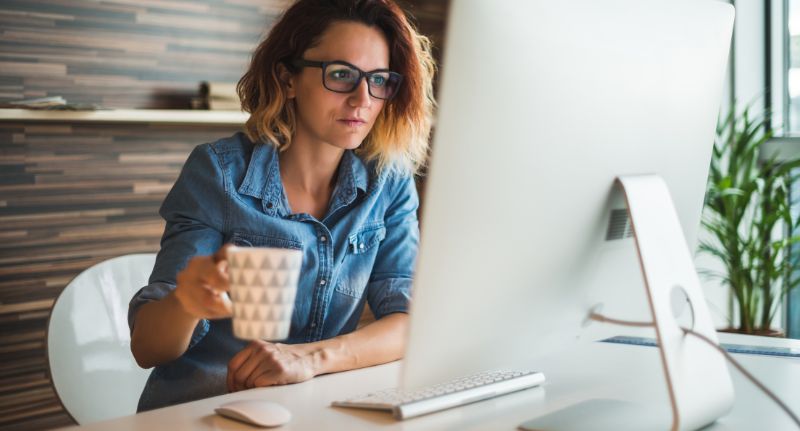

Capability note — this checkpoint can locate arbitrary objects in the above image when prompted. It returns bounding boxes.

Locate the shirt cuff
[366,277,412,320]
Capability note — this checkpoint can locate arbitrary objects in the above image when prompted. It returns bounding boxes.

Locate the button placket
[310,222,333,341]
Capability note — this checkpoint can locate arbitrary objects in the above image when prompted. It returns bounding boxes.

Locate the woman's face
[287,21,390,152]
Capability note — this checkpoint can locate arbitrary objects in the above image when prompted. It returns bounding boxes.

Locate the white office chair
[47,253,156,425]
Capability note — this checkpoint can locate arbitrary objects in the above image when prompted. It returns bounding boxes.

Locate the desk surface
[59,334,800,430]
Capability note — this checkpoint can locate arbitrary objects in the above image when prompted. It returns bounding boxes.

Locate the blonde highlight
[238,0,436,173]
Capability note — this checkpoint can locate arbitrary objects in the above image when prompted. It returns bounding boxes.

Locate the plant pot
[717,327,785,338]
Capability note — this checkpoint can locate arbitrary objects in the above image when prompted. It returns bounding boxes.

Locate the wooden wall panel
[0,0,290,108]
[0,1,447,430]
[0,124,241,430]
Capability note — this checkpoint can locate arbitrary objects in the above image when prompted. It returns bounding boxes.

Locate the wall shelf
[0,109,249,125]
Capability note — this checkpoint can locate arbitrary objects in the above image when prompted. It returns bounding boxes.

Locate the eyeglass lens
[323,63,401,100]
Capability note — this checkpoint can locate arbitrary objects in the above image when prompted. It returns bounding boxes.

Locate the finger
[233,346,267,391]
[245,353,278,389]
[227,344,255,392]
[242,357,276,390]
[200,289,233,318]
[253,371,281,388]
[218,291,233,316]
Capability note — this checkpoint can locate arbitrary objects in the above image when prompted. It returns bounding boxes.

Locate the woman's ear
[277,64,296,99]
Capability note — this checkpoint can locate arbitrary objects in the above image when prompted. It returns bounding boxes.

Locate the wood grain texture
[0,123,241,430]
[0,1,447,430]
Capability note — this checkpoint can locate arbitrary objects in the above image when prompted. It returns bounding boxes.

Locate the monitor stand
[520,174,735,431]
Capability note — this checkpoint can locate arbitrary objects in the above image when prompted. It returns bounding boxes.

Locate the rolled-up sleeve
[366,174,419,319]
[128,144,226,348]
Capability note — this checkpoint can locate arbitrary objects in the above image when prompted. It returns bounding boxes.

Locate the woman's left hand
[227,340,318,392]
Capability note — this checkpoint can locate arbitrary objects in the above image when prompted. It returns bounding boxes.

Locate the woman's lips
[339,119,366,127]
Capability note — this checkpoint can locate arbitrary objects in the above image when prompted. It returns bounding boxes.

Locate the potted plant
[700,104,800,336]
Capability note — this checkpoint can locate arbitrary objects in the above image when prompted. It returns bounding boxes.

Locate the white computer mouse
[215,399,292,428]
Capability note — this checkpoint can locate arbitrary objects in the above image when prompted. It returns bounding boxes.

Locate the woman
[127,0,435,411]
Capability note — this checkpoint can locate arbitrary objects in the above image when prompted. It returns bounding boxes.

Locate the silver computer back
[402,0,734,389]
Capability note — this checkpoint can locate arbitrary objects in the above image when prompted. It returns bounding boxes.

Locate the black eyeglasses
[291,59,403,100]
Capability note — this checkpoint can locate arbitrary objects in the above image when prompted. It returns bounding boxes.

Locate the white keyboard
[331,370,546,420]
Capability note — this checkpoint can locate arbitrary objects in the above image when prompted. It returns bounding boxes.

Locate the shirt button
[359,243,365,250]
[319,235,326,242]
[310,322,317,328]
[320,279,326,286]
[266,202,273,209]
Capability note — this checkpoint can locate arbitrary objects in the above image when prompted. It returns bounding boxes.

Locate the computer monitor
[401,0,735,428]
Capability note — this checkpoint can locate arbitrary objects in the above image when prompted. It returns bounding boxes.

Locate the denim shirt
[128,132,418,411]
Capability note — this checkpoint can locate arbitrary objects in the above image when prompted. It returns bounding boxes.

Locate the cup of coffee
[226,246,302,340]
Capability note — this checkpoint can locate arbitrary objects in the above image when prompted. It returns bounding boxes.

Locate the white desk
[59,334,800,430]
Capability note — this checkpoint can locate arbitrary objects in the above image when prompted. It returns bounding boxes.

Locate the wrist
[167,289,201,323]
[299,337,347,377]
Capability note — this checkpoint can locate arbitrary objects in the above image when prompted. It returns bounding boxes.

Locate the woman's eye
[330,69,354,81]
[369,75,387,87]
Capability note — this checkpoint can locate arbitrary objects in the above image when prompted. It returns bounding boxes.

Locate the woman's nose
[348,78,372,108]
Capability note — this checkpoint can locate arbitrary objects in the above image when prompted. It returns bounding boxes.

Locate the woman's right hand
[172,245,233,319]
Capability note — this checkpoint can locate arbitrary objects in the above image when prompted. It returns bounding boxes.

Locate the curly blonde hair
[237,0,436,175]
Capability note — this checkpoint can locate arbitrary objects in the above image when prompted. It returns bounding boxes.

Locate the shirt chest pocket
[230,231,303,250]
[335,225,387,298]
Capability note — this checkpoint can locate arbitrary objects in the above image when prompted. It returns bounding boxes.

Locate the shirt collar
[329,149,369,212]
[238,143,368,217]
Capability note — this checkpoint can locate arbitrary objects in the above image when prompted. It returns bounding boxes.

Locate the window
[786,0,800,134]
[773,0,800,337]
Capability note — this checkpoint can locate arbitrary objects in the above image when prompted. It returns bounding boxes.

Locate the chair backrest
[47,253,156,425]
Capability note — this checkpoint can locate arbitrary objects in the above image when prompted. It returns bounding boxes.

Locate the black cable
[588,312,800,428]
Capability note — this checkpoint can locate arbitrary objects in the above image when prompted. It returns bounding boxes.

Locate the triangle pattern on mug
[266,288,279,303]
[243,255,256,269]
[246,303,257,320]
[275,271,288,287]
[251,271,264,288]
[260,256,273,270]
[247,269,258,286]
[257,305,269,321]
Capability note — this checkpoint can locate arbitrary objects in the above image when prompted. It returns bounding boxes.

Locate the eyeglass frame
[289,59,404,100]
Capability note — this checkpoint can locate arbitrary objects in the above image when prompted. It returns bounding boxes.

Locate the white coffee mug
[226,246,302,340]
